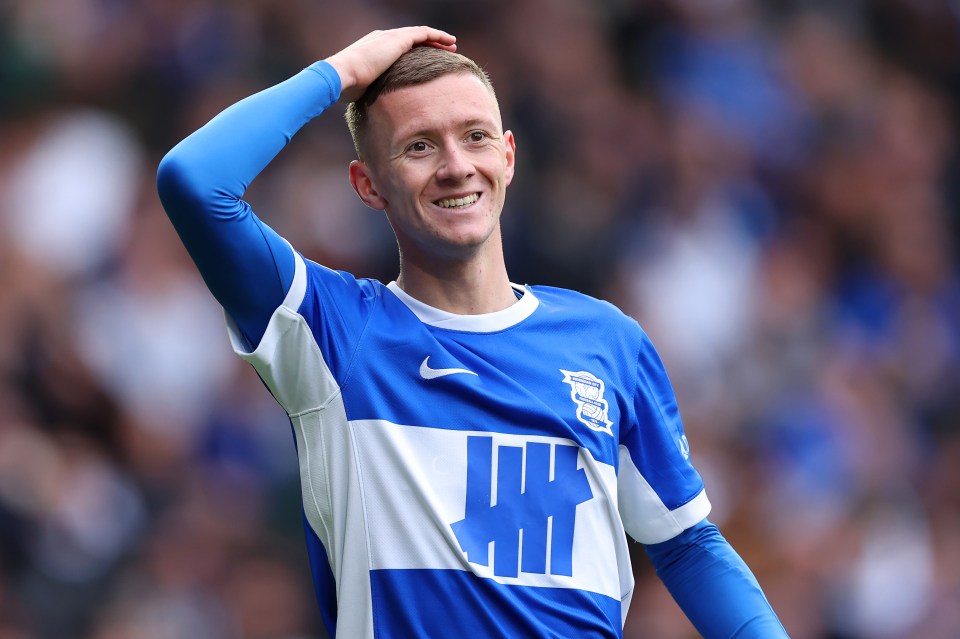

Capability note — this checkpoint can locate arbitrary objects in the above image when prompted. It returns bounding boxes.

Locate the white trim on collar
[386,281,539,332]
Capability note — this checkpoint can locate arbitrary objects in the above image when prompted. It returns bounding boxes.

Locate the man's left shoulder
[525,284,639,331]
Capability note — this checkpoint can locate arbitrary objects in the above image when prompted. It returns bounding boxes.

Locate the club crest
[560,370,613,436]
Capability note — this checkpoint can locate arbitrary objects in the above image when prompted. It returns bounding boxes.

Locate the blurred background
[1,0,959,637]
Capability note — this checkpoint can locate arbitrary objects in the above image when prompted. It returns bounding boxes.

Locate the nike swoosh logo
[419,356,478,380]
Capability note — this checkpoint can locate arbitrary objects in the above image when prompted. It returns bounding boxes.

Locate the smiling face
[349,72,516,265]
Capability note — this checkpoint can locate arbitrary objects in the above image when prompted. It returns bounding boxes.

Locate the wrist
[307,60,343,103]
[322,56,356,101]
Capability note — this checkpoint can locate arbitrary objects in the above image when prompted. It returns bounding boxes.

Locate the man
[158,26,788,639]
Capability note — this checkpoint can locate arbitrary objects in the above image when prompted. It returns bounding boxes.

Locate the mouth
[433,193,480,209]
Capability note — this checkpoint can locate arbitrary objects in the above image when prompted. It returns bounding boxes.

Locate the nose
[435,143,475,183]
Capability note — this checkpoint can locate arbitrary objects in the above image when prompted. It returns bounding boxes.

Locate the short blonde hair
[345,47,496,160]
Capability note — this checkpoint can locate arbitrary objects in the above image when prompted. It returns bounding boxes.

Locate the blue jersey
[226,254,709,637]
[157,58,788,639]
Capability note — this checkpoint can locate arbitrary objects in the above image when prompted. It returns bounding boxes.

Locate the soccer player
[157,26,788,638]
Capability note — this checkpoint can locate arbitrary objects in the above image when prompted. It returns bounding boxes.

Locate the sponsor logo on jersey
[560,370,613,436]
[450,436,593,578]
[678,434,690,459]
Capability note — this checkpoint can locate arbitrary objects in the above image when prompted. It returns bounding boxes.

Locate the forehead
[368,73,502,144]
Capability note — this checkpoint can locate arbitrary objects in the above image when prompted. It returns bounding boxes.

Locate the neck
[395,238,516,315]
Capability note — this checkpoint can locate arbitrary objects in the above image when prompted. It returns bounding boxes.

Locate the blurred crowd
[1,0,958,637]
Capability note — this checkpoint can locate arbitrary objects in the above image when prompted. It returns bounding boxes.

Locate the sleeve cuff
[306,60,343,103]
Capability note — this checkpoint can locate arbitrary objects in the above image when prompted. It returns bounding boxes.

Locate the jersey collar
[386,281,539,332]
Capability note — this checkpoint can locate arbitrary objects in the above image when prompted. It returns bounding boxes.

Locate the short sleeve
[226,252,380,414]
[617,331,711,544]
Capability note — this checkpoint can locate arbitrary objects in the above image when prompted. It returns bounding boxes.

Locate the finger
[422,42,458,52]
[408,25,456,47]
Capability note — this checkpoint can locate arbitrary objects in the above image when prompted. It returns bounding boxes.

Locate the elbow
[156,144,223,220]
[156,147,194,208]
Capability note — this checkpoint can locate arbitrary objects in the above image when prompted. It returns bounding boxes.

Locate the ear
[349,160,388,210]
[503,130,517,187]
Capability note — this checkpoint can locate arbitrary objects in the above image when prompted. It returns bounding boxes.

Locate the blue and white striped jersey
[226,252,710,638]
[158,56,786,639]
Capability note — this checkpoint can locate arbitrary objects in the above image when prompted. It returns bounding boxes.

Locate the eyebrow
[394,118,500,145]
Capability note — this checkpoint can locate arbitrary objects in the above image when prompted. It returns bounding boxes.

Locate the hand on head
[326,26,457,103]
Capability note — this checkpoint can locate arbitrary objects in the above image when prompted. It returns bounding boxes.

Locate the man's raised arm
[156,27,455,345]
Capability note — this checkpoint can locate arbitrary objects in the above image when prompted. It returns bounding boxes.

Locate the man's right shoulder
[298,257,390,306]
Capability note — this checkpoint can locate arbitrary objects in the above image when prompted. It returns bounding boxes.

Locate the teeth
[436,193,479,209]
